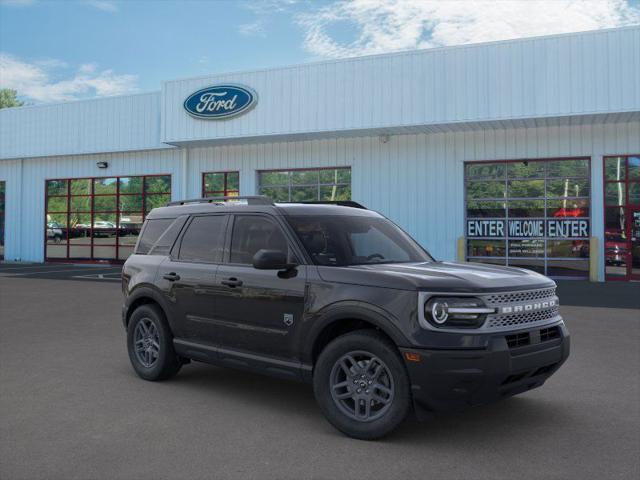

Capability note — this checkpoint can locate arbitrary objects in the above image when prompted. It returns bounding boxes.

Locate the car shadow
[148,362,572,443]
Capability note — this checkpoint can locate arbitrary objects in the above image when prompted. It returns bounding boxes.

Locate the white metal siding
[0,92,168,160]
[162,27,640,144]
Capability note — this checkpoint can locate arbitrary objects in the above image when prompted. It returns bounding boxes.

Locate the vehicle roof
[146,201,382,219]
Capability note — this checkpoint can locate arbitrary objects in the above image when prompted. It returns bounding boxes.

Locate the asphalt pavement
[0,268,638,480]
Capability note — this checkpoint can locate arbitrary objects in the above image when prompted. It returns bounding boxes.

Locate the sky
[1,0,639,104]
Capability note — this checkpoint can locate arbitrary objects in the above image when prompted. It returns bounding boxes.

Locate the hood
[316,261,554,293]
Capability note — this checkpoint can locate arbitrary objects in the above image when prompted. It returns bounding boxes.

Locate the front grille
[486,306,559,330]
[484,287,556,306]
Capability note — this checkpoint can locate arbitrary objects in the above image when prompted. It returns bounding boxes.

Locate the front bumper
[400,320,570,419]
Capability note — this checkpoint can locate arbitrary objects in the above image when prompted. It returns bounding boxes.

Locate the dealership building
[1,26,639,281]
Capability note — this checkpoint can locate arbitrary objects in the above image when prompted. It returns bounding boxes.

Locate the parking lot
[0,264,639,480]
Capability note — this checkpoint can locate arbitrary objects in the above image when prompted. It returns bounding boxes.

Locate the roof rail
[292,200,367,209]
[166,195,274,207]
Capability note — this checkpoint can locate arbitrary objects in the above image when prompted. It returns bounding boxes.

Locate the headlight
[424,297,494,329]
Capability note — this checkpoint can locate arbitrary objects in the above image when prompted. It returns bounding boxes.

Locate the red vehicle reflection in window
[604,231,628,266]
[553,207,587,217]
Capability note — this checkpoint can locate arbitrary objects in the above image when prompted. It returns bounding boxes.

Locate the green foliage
[0,89,24,109]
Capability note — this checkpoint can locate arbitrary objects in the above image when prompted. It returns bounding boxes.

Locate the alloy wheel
[133,318,160,368]
[329,351,395,422]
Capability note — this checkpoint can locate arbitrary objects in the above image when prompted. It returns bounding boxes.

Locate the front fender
[299,300,412,366]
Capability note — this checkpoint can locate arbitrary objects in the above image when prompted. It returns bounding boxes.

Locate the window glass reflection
[45,175,171,262]
[466,201,506,218]
[465,158,591,277]
[507,180,545,198]
[547,159,589,178]
[547,199,589,218]
[465,163,505,180]
[508,200,545,218]
[507,161,545,179]
[259,168,351,202]
[465,181,505,199]
[467,240,506,257]
[605,183,626,205]
[629,156,640,180]
[604,157,626,181]
[546,179,590,198]
[547,240,589,258]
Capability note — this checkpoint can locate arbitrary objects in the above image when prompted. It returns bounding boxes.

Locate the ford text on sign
[184,84,257,119]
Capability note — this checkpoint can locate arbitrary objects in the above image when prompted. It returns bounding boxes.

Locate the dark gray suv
[122,196,570,439]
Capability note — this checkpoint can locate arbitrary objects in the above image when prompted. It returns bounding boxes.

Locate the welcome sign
[184,84,257,119]
[467,219,589,238]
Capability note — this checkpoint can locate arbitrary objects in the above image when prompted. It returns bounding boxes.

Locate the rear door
[214,214,307,361]
[157,214,228,344]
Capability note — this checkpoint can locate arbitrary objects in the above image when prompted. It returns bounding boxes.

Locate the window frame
[257,166,351,202]
[602,154,640,281]
[224,213,304,266]
[202,171,240,198]
[464,157,592,279]
[44,173,171,263]
[172,214,229,265]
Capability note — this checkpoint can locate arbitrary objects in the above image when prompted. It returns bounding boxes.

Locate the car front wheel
[313,330,411,440]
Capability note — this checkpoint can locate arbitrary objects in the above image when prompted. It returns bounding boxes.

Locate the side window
[178,215,227,263]
[136,218,174,255]
[230,215,289,264]
[148,216,187,256]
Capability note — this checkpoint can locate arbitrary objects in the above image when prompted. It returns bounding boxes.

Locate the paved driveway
[0,272,638,480]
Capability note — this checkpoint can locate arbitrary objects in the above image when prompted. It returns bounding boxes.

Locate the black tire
[313,330,411,440]
[127,304,181,381]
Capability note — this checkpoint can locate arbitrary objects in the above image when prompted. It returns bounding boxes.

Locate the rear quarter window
[135,218,175,254]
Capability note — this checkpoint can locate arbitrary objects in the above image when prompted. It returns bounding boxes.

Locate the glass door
[631,208,640,280]
[604,155,640,281]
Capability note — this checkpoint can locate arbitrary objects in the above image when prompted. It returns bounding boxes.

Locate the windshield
[286,215,433,266]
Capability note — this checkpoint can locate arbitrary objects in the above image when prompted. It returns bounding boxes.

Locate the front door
[213,214,307,361]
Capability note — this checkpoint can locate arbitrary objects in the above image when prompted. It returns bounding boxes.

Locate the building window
[258,167,351,202]
[202,171,239,198]
[0,181,5,260]
[465,158,591,278]
[603,155,640,280]
[45,174,171,262]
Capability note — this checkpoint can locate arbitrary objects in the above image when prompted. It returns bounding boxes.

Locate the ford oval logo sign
[183,84,257,119]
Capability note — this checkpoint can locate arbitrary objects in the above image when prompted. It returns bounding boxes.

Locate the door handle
[162,272,181,281]
[221,277,243,288]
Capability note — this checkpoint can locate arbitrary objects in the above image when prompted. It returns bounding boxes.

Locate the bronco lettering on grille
[500,299,556,314]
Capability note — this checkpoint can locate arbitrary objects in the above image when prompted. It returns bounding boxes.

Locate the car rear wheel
[313,330,411,440]
[127,304,181,381]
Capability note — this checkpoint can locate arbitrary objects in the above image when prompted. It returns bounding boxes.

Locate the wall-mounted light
[96,161,109,169]
[379,134,390,144]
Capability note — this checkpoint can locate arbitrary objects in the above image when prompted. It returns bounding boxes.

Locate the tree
[0,89,24,109]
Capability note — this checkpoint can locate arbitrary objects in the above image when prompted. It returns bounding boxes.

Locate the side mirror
[252,249,296,270]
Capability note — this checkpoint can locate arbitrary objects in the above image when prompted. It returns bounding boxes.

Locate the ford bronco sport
[122,196,570,439]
